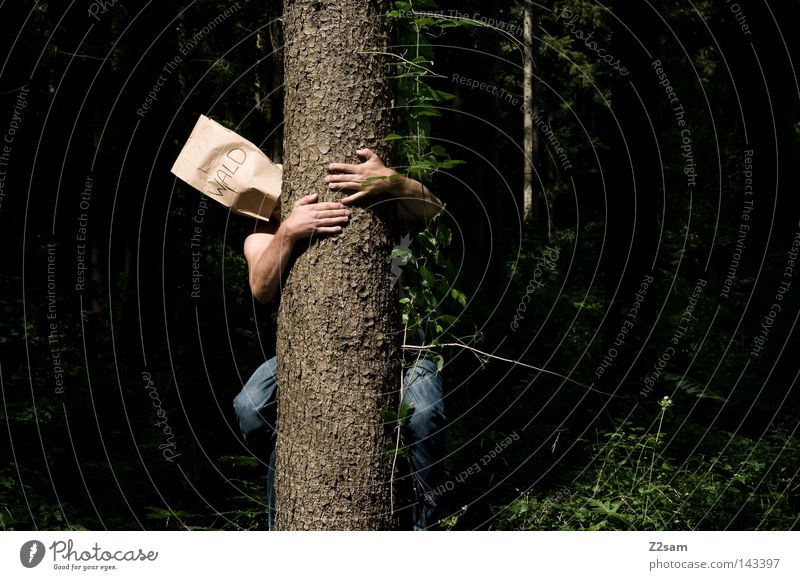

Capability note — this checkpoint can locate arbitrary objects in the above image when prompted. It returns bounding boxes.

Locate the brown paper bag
[171,115,282,221]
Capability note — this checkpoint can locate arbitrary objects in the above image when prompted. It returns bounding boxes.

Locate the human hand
[282,193,349,241]
[325,148,402,205]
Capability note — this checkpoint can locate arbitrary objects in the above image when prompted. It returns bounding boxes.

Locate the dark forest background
[1,0,799,530]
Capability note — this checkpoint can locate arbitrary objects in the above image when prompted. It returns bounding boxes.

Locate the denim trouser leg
[233,356,445,530]
[232,357,278,530]
[401,357,446,530]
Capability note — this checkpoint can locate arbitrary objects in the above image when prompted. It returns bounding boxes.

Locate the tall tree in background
[523,0,535,223]
[275,0,399,530]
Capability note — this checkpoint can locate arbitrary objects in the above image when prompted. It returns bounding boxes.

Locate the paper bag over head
[171,115,282,221]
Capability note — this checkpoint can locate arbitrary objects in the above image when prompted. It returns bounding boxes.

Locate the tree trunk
[275,0,399,530]
[523,1,534,222]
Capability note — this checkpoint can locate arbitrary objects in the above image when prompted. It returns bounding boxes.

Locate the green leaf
[419,264,434,286]
[384,442,408,458]
[414,17,438,27]
[389,247,413,263]
[663,373,727,403]
[432,89,457,101]
[436,223,452,246]
[438,19,478,30]
[438,314,458,325]
[397,402,414,422]
[410,55,433,65]
[451,288,467,307]
[440,159,466,169]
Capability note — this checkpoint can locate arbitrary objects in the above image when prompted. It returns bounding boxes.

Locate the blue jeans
[233,356,445,530]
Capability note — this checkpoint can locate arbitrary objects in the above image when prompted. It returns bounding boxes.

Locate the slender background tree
[523,0,535,223]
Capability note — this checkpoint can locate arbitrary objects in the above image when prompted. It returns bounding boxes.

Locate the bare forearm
[394,175,442,223]
[250,225,295,303]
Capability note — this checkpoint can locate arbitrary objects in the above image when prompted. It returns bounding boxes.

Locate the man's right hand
[282,192,350,241]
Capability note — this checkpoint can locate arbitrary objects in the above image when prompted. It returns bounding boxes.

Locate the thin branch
[390,323,409,515]
[57,51,107,61]
[358,50,447,78]
[0,85,30,95]
[403,342,620,397]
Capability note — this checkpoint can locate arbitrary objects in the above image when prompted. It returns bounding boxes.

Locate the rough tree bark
[275,0,399,530]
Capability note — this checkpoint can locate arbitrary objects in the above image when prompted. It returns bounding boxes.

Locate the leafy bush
[493,398,798,530]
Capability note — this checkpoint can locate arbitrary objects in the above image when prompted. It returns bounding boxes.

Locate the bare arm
[389,173,442,223]
[244,221,291,304]
[245,193,349,303]
[325,148,442,224]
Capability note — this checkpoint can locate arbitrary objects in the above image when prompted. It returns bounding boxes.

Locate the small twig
[403,342,620,397]
[0,84,29,95]
[644,403,668,522]
[358,50,447,78]
[57,51,107,61]
[390,324,410,515]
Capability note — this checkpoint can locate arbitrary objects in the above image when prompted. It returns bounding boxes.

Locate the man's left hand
[325,148,401,205]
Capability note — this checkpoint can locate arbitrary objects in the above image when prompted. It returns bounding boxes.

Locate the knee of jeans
[405,402,446,442]
[232,389,255,422]
[233,360,278,417]
[233,394,275,450]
